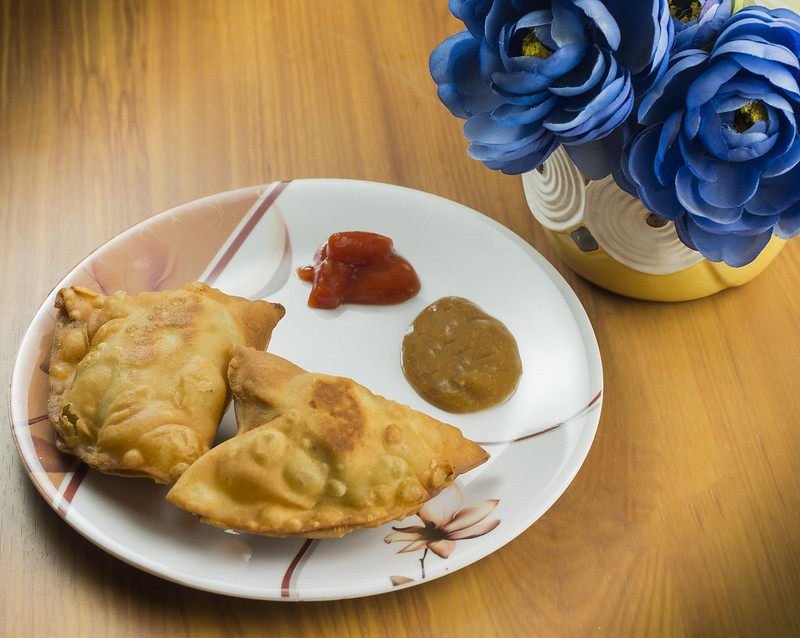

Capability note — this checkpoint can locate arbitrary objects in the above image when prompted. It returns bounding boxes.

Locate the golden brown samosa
[47,282,285,484]
[165,347,489,537]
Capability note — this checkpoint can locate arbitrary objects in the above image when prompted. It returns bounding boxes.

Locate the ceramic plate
[10,179,603,600]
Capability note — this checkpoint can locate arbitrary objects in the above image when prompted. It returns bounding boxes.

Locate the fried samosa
[47,282,285,483]
[165,347,489,537]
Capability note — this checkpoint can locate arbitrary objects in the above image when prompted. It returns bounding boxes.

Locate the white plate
[10,179,603,600]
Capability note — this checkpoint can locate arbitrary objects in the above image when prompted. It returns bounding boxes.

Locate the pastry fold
[47,282,285,483]
[166,347,489,537]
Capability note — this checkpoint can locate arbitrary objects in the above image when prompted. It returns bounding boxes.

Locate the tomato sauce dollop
[297,231,421,309]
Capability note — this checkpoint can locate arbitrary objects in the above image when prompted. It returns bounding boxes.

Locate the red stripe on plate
[56,462,89,518]
[281,539,316,598]
[204,180,291,286]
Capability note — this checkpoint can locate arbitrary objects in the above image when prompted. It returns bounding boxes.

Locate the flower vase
[522,148,785,302]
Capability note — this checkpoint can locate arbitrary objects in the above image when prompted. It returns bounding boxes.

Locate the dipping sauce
[297,231,421,309]
[401,297,522,413]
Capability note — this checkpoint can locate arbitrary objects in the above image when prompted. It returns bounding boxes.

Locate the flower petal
[761,133,800,177]
[685,57,740,111]
[551,47,605,97]
[469,129,553,162]
[384,529,425,543]
[397,540,431,554]
[483,136,559,174]
[416,487,464,526]
[449,0,494,40]
[427,540,457,559]
[490,151,559,174]
[675,166,744,221]
[696,161,761,209]
[639,50,710,125]
[606,0,671,82]
[627,125,686,220]
[464,111,541,144]
[545,64,630,134]
[551,1,586,46]
[442,499,500,534]
[676,217,773,266]
[696,108,729,160]
[448,517,501,540]
[491,96,558,125]
[714,40,800,68]
[655,111,685,185]
[746,168,800,214]
[571,0,621,49]
[485,0,522,46]
[506,42,588,77]
[775,201,800,237]
[691,210,778,234]
[672,0,733,52]
[430,31,503,118]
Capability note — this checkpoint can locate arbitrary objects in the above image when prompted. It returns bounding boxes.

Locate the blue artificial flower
[430,0,673,174]
[670,0,736,52]
[622,7,800,266]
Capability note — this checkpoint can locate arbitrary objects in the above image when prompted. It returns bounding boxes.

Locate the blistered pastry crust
[166,347,488,537]
[47,282,285,484]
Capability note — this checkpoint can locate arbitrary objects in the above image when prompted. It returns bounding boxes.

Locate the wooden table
[3,1,800,636]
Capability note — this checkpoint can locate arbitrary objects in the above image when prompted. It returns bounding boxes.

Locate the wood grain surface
[2,1,800,636]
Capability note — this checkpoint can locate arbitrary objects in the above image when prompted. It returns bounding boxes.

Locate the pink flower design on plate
[385,491,500,580]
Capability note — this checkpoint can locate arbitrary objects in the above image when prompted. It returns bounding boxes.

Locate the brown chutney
[401,296,522,413]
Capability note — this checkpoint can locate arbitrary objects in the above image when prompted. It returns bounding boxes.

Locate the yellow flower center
[521,30,552,59]
[670,0,702,23]
[733,101,768,133]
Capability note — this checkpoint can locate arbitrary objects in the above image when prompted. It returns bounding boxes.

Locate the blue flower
[430,0,673,174]
[670,0,736,52]
[622,7,800,266]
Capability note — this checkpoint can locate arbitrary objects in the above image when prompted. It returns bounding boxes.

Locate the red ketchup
[297,231,421,309]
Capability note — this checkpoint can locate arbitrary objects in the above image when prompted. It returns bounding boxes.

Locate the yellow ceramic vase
[522,147,785,302]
